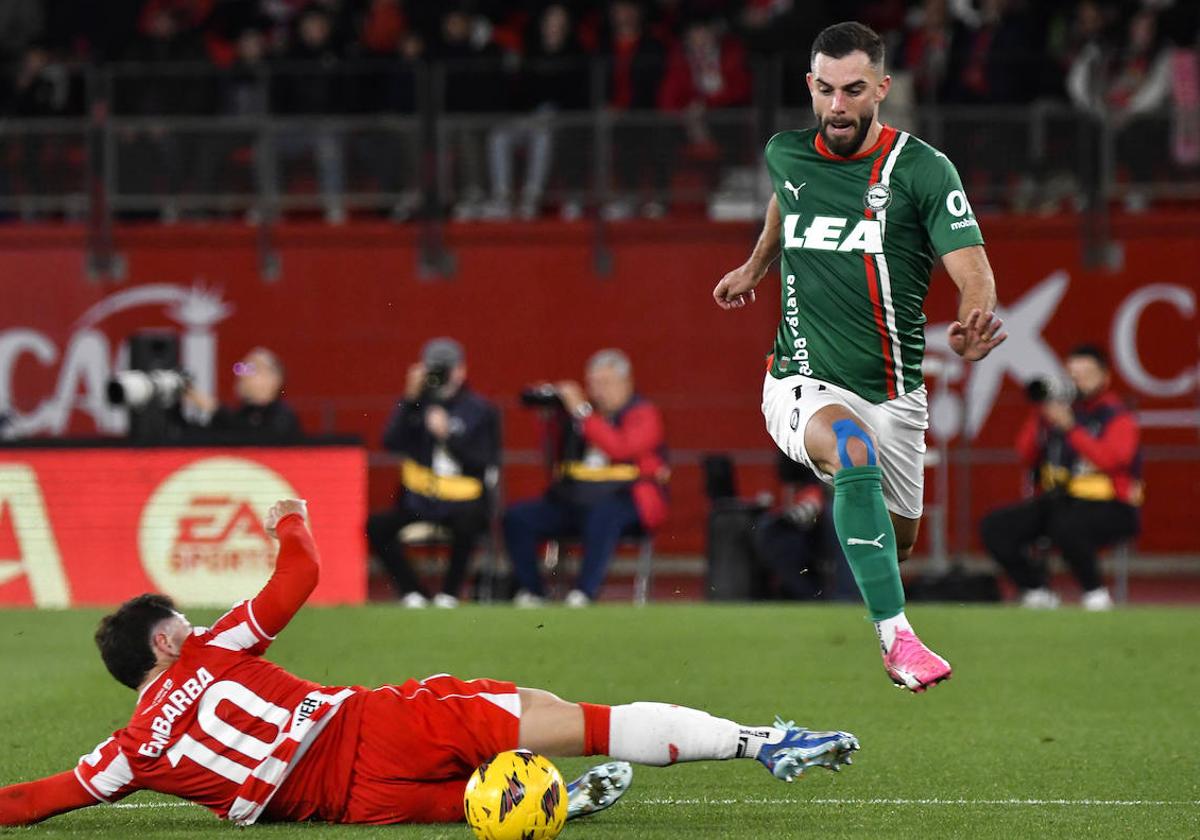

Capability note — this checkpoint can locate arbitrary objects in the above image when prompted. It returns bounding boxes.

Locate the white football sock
[607,702,784,766]
[875,610,913,652]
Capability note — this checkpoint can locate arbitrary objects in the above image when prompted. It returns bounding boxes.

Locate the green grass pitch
[2,604,1197,839]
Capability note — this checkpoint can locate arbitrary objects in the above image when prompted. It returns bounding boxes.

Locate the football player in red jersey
[0,500,859,827]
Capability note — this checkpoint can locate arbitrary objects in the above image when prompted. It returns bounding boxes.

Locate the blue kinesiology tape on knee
[832,419,876,467]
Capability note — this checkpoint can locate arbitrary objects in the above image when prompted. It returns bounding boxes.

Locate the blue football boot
[756,717,860,782]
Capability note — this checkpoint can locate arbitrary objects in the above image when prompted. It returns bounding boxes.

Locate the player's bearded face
[819,111,873,157]
[808,52,888,157]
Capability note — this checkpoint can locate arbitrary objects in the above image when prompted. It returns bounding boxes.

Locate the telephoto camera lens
[1025,377,1076,404]
[519,384,563,408]
[423,364,451,392]
[1025,378,1051,403]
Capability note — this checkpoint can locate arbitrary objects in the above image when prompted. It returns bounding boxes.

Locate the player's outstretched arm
[0,771,100,825]
[253,500,320,637]
[943,245,1007,361]
[713,194,781,310]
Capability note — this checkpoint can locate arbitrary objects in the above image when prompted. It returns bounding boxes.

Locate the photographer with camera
[504,349,668,607]
[366,338,499,608]
[981,345,1142,611]
[184,347,302,441]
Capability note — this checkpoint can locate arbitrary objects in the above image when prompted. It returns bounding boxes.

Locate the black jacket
[209,398,303,441]
[382,385,499,507]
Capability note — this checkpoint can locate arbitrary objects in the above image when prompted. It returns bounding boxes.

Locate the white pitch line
[113,797,1199,811]
[635,797,1198,808]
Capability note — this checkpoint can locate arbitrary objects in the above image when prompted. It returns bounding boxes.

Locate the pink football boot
[882,629,952,693]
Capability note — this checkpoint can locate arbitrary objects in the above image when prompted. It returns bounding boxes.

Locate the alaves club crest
[864,183,892,211]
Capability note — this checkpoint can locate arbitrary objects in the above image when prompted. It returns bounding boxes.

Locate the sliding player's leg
[346,676,857,825]
[343,676,634,824]
[342,778,468,825]
[517,688,858,784]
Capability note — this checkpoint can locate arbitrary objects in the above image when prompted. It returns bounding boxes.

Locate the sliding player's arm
[2,732,146,826]
[195,501,318,656]
[713,194,781,309]
[251,500,321,638]
[0,771,100,826]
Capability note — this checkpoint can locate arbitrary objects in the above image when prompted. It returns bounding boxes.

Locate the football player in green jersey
[713,21,1007,692]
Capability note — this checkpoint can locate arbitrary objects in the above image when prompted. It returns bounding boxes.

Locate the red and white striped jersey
[75,573,365,824]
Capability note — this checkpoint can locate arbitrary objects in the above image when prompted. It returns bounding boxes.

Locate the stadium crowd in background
[3,1,1199,220]
[4,2,1197,104]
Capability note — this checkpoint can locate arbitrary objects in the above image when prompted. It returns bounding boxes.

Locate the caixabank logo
[0,282,231,438]
[139,457,297,606]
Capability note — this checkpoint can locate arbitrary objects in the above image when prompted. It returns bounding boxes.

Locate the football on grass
[463,749,568,840]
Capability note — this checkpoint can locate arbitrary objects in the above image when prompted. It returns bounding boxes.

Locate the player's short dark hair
[95,594,178,690]
[810,21,885,70]
[1067,344,1110,370]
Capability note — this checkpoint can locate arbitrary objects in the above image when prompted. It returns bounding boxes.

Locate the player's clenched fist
[713,264,762,310]
[265,499,309,538]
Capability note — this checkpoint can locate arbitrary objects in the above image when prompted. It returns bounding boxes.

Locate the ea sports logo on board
[139,457,297,605]
[863,183,892,212]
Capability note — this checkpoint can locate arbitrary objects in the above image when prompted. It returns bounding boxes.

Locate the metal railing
[2,58,1197,276]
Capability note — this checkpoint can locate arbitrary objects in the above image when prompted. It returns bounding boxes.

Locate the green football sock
[832,465,905,622]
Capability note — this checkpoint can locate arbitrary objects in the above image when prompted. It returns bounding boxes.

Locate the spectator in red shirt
[505,349,669,607]
[358,0,406,55]
[898,0,954,104]
[659,17,751,112]
[606,0,666,110]
[602,0,669,219]
[658,16,750,161]
[138,0,214,37]
[981,345,1142,611]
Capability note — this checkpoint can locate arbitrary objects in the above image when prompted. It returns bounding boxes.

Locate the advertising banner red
[0,446,366,607]
[0,218,1195,554]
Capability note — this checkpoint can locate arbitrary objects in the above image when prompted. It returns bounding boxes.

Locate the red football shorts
[341,675,522,824]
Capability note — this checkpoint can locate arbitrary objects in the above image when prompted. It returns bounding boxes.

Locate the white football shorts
[761,372,928,519]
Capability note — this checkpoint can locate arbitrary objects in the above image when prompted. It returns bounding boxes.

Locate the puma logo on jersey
[783,213,883,254]
[846,533,886,548]
[783,180,807,199]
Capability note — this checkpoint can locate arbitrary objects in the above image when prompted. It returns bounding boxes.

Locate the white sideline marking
[112,802,193,810]
[114,797,1199,811]
[637,797,1198,807]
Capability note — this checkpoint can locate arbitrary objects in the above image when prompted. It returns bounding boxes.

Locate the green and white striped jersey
[765,124,984,403]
